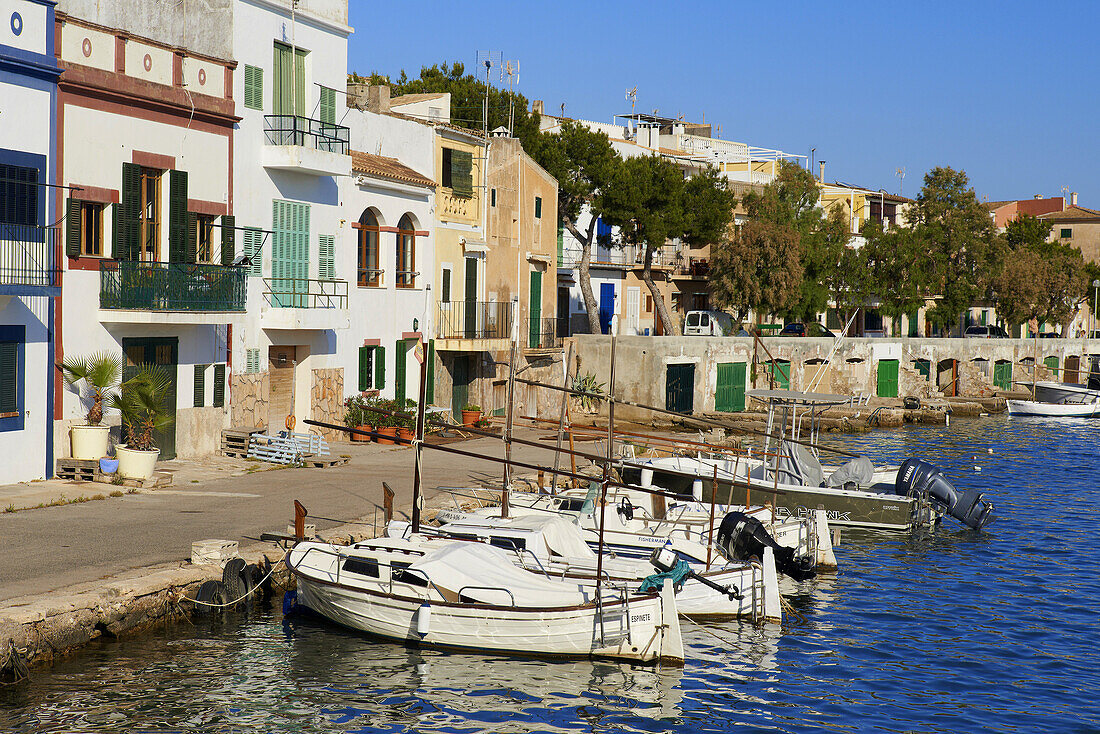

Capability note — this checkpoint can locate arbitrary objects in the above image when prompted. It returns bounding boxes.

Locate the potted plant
[375,398,399,445]
[344,395,373,443]
[397,400,416,444]
[112,365,174,480]
[58,351,126,460]
[461,403,482,427]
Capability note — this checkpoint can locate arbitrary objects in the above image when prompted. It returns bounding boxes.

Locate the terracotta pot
[376,427,397,445]
[351,424,373,443]
[397,427,415,444]
[461,410,481,427]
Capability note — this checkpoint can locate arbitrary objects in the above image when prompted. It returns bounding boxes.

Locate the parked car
[779,322,836,338]
[684,310,735,336]
[964,325,1009,338]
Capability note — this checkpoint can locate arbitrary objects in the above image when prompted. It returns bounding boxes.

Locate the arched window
[396,214,416,288]
[356,209,380,287]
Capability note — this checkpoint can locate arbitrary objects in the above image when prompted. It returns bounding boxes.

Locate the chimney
[1071,192,1078,206]
[346,81,368,109]
[532,99,544,115]
[366,85,390,114]
[1034,194,1043,199]
[818,161,826,183]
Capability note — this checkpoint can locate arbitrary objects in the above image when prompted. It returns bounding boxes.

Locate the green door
[395,339,408,406]
[715,362,747,412]
[1044,355,1059,378]
[666,363,695,414]
[528,270,542,347]
[877,359,899,397]
[272,41,307,118]
[272,200,309,307]
[914,359,931,380]
[994,361,1012,390]
[908,311,919,337]
[768,360,791,390]
[122,337,178,460]
[451,355,470,421]
[464,257,477,338]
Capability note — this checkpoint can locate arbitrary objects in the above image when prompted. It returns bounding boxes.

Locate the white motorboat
[1006,399,1100,417]
[1031,380,1100,406]
[286,535,685,664]
[407,515,782,620]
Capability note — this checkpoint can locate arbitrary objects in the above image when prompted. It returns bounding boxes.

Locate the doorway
[451,355,471,421]
[666,363,695,414]
[599,283,615,334]
[122,337,178,459]
[269,346,296,431]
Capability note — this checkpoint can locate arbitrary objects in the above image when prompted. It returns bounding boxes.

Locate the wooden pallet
[56,458,101,483]
[221,427,264,458]
[114,471,173,489]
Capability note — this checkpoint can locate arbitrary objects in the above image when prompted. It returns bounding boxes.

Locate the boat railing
[458,585,516,606]
[295,545,450,601]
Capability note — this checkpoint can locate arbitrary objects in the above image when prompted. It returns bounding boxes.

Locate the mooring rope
[176,558,285,608]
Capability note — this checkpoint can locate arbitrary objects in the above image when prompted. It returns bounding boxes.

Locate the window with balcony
[195,214,217,264]
[139,168,161,261]
[396,214,416,288]
[356,209,380,287]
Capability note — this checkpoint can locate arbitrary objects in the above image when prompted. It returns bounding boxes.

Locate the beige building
[1040,204,1100,265]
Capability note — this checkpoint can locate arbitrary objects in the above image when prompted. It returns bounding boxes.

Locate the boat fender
[416,603,431,636]
[282,590,298,616]
[715,511,816,581]
[194,580,228,616]
[894,458,994,530]
[222,558,247,606]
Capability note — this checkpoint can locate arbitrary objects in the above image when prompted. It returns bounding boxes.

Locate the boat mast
[595,337,616,600]
[411,338,429,533]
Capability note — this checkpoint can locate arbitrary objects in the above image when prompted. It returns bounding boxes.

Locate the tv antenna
[626,86,637,113]
[476,50,500,137]
[895,167,906,196]
[502,59,519,134]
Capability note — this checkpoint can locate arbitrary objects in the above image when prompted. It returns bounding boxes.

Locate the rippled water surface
[3,415,1099,733]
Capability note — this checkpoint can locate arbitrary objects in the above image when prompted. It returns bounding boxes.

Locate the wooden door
[666,363,695,414]
[451,355,470,421]
[1065,355,1081,384]
[715,362,746,412]
[121,337,178,460]
[268,346,296,431]
[464,257,477,338]
[599,283,615,334]
[528,270,542,347]
[877,359,899,397]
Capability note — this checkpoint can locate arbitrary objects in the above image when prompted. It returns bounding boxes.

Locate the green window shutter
[244,64,263,111]
[66,198,82,257]
[110,203,120,258]
[451,149,473,198]
[441,268,450,302]
[319,234,335,280]
[185,211,197,263]
[168,169,188,263]
[120,163,141,260]
[358,346,372,392]
[319,86,335,125]
[528,270,542,347]
[374,345,385,390]
[193,364,205,407]
[395,340,407,405]
[213,364,226,407]
[243,227,262,276]
[490,188,496,207]
[426,340,435,405]
[0,341,17,414]
[220,215,236,265]
[534,196,542,219]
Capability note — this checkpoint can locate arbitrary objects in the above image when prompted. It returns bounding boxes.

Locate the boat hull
[1033,381,1100,406]
[1007,399,1100,417]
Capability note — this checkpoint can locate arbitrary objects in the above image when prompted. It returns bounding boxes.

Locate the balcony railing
[0,224,59,291]
[437,300,514,340]
[264,115,350,155]
[526,316,562,349]
[674,257,710,278]
[100,261,246,311]
[263,277,348,309]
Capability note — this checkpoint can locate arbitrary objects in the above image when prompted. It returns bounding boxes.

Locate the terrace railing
[264,115,350,155]
[526,316,562,349]
[437,300,514,340]
[263,277,348,309]
[0,224,59,291]
[100,261,247,311]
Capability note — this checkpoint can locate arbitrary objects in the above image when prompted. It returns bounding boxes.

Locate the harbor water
[3,415,1099,732]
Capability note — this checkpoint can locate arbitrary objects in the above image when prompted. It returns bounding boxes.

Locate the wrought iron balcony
[674,257,710,278]
[263,115,350,155]
[263,277,348,309]
[526,316,562,349]
[0,224,60,294]
[437,300,514,341]
[100,261,246,311]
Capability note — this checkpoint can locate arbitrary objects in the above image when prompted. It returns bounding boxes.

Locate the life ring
[285,414,296,431]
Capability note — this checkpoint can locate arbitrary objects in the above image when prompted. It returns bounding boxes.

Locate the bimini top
[747,389,851,406]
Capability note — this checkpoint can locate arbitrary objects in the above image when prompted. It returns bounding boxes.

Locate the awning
[461,237,488,253]
[526,252,553,265]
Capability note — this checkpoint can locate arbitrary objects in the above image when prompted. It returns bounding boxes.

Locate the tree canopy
[993,214,1087,328]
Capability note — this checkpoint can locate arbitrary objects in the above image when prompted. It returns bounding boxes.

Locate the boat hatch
[342,557,380,578]
[489,535,527,551]
[391,561,427,587]
[557,498,587,512]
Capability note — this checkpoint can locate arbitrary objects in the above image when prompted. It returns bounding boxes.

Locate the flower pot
[397,427,415,444]
[116,445,160,480]
[71,424,111,460]
[461,410,481,427]
[99,457,119,474]
[351,424,373,443]
[376,427,397,445]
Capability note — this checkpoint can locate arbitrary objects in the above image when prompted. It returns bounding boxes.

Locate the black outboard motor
[715,511,816,581]
[895,458,994,530]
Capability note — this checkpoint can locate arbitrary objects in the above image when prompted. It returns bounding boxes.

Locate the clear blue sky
[347,1,1098,204]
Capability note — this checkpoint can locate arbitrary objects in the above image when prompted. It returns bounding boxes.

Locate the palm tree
[112,364,175,451]
[57,351,126,425]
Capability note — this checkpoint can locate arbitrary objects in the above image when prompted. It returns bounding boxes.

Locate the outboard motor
[895,458,994,530]
[715,511,816,581]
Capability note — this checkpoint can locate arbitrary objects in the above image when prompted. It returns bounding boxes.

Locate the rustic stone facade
[231,373,269,430]
[311,368,344,442]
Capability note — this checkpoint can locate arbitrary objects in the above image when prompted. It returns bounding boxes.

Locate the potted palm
[461,403,482,427]
[58,351,126,460]
[112,365,174,480]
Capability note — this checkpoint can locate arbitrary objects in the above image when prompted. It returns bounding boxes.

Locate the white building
[54,0,239,461]
[0,0,62,483]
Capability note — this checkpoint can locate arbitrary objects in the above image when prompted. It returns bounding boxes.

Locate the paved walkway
[0,429,585,602]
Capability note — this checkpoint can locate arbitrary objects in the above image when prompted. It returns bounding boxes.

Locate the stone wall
[311,368,344,442]
[231,373,268,430]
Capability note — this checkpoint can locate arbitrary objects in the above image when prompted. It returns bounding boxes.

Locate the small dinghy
[1006,399,1100,417]
[287,536,685,664]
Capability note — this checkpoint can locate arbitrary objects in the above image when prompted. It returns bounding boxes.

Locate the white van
[683,310,734,336]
